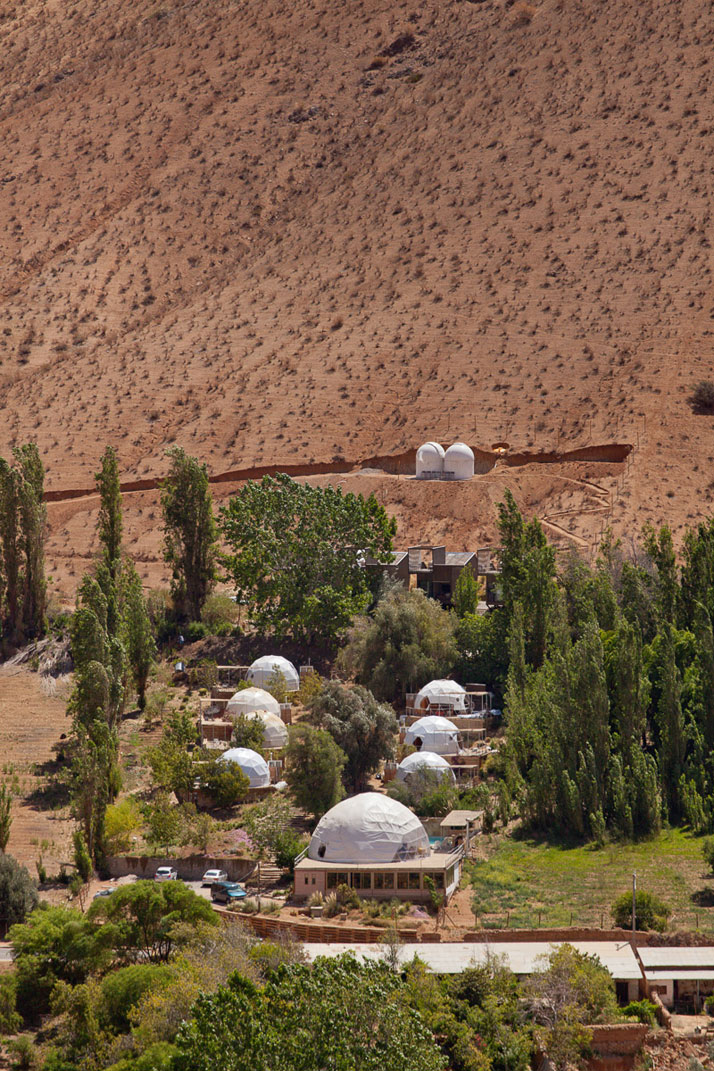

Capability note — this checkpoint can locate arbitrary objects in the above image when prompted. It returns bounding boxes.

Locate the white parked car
[201,868,228,887]
[154,866,178,881]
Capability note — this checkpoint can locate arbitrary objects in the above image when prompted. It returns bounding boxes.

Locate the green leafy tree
[88,880,217,964]
[10,905,101,1020]
[175,956,447,1071]
[104,798,143,855]
[338,584,457,703]
[201,758,250,809]
[161,447,218,621]
[497,490,556,667]
[0,444,47,644]
[454,609,509,695]
[0,782,13,852]
[147,794,184,852]
[285,724,346,819]
[0,854,38,928]
[523,944,619,1071]
[147,715,197,801]
[231,713,267,752]
[220,473,396,645]
[121,559,156,710]
[310,680,396,792]
[96,446,123,584]
[452,566,479,618]
[611,889,671,932]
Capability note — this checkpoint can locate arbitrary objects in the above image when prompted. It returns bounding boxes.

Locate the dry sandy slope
[1,0,714,591]
[0,668,73,873]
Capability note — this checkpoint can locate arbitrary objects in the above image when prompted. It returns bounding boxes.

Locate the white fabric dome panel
[218,746,271,788]
[247,655,300,692]
[226,687,281,717]
[396,751,456,783]
[308,792,429,863]
[414,679,467,712]
[405,715,461,756]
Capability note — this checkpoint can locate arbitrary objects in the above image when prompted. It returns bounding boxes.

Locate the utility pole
[632,872,637,935]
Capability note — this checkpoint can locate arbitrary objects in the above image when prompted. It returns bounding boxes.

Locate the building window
[304,876,309,884]
[409,873,420,890]
[352,873,371,890]
[446,866,455,887]
[397,872,409,890]
[312,877,316,885]
[427,872,444,889]
[337,873,348,888]
[327,873,337,889]
[375,873,394,890]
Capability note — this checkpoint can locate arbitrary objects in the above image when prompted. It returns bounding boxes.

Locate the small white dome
[416,441,445,479]
[308,792,429,863]
[414,679,467,712]
[247,710,288,749]
[443,442,475,480]
[226,687,281,717]
[218,747,271,788]
[405,715,461,756]
[247,655,300,692]
[396,751,456,783]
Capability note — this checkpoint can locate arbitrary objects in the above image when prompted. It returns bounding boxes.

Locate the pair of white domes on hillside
[416,442,474,480]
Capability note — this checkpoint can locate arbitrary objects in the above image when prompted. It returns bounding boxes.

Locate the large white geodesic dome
[307,792,430,863]
[225,687,281,718]
[443,442,475,480]
[218,747,271,788]
[405,715,461,756]
[396,751,456,783]
[414,679,467,712]
[247,655,300,692]
[416,441,445,479]
[247,710,288,749]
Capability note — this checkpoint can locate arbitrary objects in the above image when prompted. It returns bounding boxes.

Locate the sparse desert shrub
[510,1,536,25]
[691,380,714,412]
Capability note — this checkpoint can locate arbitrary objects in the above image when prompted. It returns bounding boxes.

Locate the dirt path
[0,668,74,874]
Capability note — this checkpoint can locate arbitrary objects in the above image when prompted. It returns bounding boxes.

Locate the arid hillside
[2,0,714,595]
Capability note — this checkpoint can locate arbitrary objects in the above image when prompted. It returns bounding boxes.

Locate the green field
[467,827,714,933]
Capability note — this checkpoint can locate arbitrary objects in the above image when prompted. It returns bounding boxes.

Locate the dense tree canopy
[161,447,218,621]
[310,680,396,792]
[220,474,396,645]
[285,724,346,819]
[338,583,457,703]
[175,957,447,1071]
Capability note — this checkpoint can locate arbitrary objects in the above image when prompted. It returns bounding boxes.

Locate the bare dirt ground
[0,0,712,597]
[0,668,74,874]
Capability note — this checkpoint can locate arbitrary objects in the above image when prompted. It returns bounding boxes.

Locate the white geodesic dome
[307,792,430,864]
[414,679,467,713]
[218,747,271,788]
[247,710,288,749]
[416,441,445,479]
[444,442,475,480]
[404,715,461,756]
[247,655,300,692]
[225,687,281,718]
[396,751,456,783]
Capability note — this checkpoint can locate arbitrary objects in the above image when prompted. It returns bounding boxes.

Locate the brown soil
[0,668,74,874]
[0,0,711,598]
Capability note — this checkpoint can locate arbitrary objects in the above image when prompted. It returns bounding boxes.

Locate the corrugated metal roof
[639,947,714,969]
[301,940,642,979]
[644,969,714,981]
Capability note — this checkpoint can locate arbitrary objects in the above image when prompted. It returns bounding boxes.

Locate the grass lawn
[467,826,714,933]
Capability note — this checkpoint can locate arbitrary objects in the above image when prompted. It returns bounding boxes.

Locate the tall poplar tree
[161,447,218,621]
[95,446,123,583]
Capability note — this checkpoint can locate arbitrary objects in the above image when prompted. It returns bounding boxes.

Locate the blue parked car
[211,880,247,904]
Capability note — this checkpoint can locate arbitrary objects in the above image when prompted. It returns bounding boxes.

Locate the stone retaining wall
[105,855,257,881]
